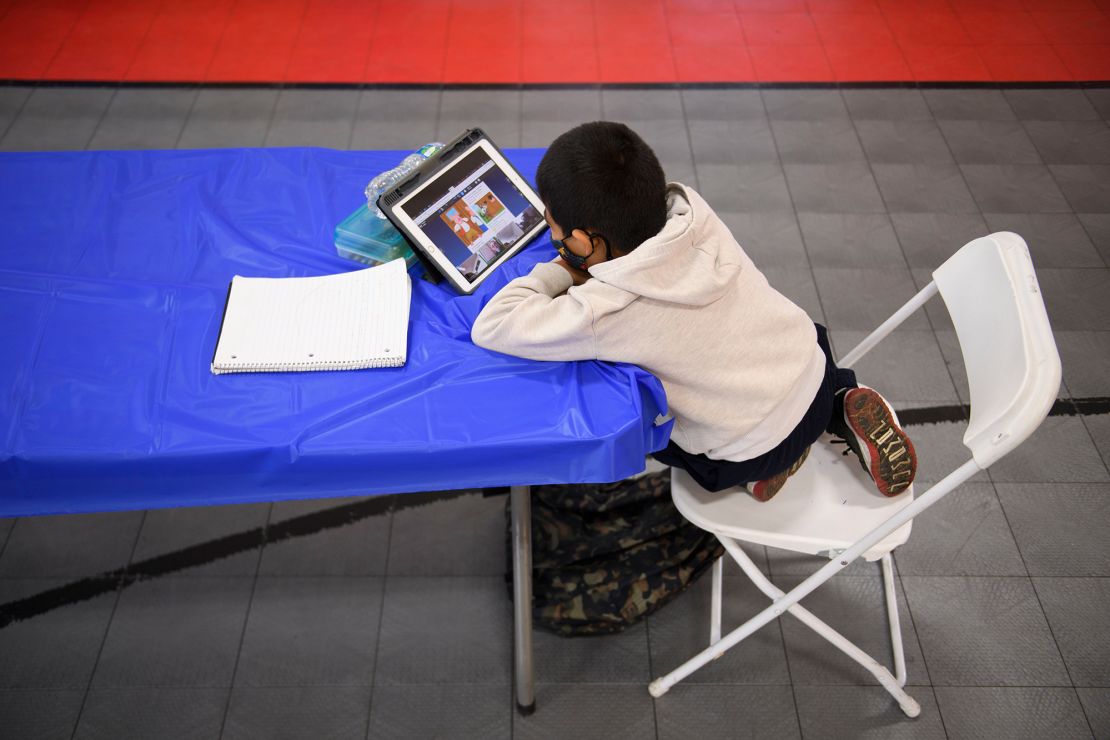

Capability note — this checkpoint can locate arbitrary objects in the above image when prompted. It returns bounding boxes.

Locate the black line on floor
[0,489,461,628]
[899,397,1110,426]
[897,403,972,425]
[2,396,1108,628]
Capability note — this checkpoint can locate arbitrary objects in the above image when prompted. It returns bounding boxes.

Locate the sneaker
[746,447,810,502]
[830,386,917,497]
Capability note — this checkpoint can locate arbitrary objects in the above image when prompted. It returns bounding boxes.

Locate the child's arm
[471,260,596,361]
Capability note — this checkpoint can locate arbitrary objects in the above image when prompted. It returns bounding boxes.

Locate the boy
[471,122,916,634]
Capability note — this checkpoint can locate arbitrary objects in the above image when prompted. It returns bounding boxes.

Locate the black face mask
[553,231,609,271]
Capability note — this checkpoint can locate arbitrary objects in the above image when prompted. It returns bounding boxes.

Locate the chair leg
[882,553,907,687]
[717,538,919,716]
[780,591,920,718]
[650,537,921,718]
[710,556,723,646]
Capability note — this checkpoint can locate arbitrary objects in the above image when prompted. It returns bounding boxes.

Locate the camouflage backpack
[506,470,724,637]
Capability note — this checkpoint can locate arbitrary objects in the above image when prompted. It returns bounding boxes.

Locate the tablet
[380,129,547,295]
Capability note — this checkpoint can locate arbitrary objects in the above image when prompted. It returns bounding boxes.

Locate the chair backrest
[932,232,1061,469]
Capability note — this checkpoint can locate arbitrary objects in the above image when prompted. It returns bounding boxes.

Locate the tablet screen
[396,144,545,284]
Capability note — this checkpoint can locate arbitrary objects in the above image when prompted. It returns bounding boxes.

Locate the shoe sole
[844,389,917,497]
[749,477,781,503]
[748,447,810,502]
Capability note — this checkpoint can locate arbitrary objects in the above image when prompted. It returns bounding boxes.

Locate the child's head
[536,121,667,256]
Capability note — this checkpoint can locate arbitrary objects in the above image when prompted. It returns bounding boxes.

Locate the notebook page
[211,259,410,374]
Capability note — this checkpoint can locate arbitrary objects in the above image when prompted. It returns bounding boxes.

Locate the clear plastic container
[334,204,419,268]
[365,142,444,219]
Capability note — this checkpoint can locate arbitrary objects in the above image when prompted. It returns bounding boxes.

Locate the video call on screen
[403,148,543,282]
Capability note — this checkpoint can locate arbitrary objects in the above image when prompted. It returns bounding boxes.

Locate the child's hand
[554,257,590,286]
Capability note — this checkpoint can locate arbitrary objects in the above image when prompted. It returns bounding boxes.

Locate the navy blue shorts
[651,324,856,492]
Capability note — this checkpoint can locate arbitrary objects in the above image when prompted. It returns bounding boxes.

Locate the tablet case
[379,128,537,293]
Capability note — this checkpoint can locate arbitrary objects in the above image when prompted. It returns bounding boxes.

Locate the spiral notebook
[211,258,411,374]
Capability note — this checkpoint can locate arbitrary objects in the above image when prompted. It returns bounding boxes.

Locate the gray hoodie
[471,183,823,463]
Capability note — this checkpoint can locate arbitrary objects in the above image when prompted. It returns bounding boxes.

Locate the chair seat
[671,433,914,561]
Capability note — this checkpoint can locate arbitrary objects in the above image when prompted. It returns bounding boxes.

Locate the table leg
[510,484,535,715]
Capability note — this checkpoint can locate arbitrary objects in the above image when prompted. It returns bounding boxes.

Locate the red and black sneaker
[746,446,810,502]
[830,387,917,497]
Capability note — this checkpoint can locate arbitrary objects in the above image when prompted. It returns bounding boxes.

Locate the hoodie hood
[586,183,743,306]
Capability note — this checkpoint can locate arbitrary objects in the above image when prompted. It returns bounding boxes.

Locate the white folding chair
[648,232,1062,717]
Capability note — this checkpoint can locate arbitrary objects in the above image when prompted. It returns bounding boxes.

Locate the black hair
[536,121,668,255]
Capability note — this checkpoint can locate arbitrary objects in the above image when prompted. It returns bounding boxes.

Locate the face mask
[553,231,609,271]
[554,235,593,270]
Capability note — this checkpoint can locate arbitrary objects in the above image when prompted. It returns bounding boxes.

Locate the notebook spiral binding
[211,356,404,375]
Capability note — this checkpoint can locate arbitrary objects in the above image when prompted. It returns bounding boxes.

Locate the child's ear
[566,229,594,255]
[575,229,607,248]
[570,228,593,243]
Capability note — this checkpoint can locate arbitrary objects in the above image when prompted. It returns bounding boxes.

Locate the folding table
[0,147,672,713]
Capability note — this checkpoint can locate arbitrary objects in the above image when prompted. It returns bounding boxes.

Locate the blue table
[0,147,671,711]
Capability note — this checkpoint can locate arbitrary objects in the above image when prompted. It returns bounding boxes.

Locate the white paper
[211,259,410,374]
